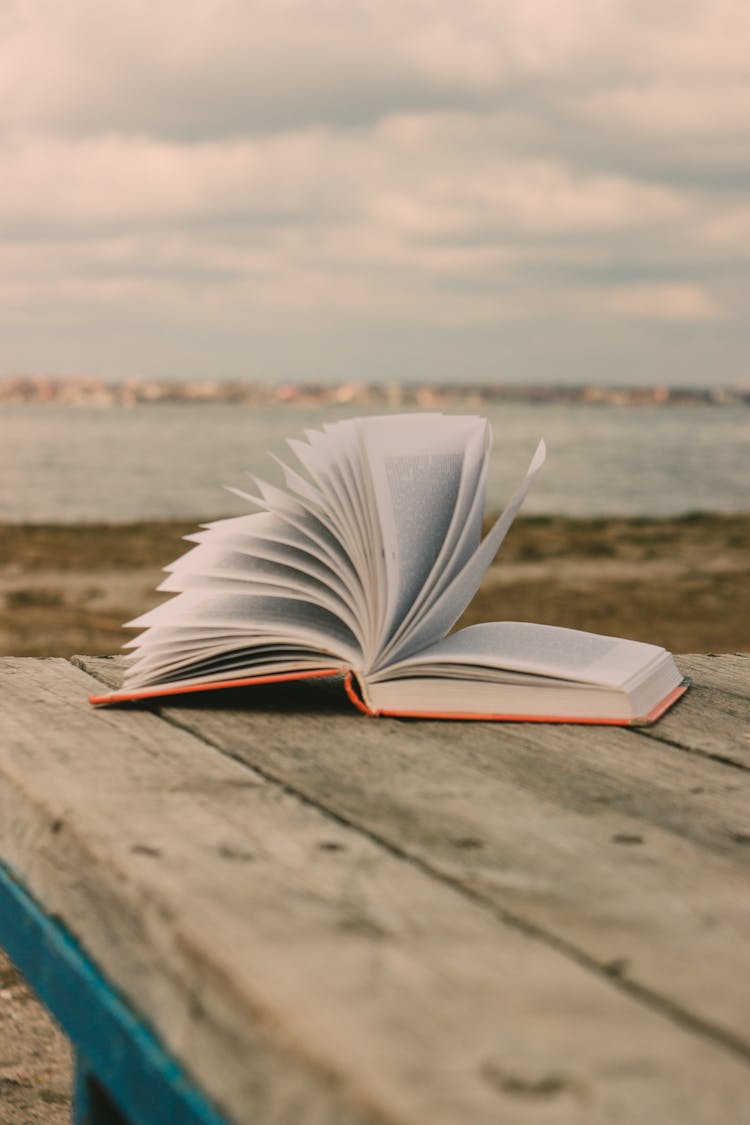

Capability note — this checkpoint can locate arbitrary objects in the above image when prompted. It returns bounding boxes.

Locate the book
[89,413,688,724]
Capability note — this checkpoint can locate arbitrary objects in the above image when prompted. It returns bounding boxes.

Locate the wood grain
[75,655,750,1059]
[676,654,749,698]
[636,655,750,768]
[3,657,750,1123]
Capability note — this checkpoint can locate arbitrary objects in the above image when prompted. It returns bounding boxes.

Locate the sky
[1,0,749,387]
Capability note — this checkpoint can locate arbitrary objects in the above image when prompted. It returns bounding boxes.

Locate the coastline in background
[2,373,747,409]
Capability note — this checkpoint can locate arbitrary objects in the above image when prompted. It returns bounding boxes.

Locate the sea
[2,401,748,523]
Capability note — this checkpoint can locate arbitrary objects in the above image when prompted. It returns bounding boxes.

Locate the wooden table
[1,653,749,1124]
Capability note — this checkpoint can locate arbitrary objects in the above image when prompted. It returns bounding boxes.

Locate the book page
[359,414,486,653]
[165,507,368,651]
[157,571,360,638]
[129,640,337,686]
[125,592,363,670]
[377,420,490,663]
[286,424,365,577]
[192,513,354,600]
[123,624,264,650]
[170,535,346,598]
[159,543,360,637]
[289,420,381,657]
[373,439,545,669]
[124,427,381,691]
[379,621,665,688]
[226,480,366,613]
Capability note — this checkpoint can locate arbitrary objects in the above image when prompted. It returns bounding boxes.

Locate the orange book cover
[342,672,689,726]
[90,669,689,726]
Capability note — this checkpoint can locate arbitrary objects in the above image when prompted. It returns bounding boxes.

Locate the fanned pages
[90,413,688,724]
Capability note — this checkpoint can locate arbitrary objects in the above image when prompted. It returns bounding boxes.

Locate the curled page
[372,439,546,671]
[357,414,487,655]
[377,421,490,664]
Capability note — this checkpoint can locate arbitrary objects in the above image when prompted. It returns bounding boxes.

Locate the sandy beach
[2,513,748,658]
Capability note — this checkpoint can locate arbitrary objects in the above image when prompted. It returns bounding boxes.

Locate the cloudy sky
[1,0,748,386]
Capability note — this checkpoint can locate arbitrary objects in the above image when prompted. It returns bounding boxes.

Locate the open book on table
[90,414,687,724]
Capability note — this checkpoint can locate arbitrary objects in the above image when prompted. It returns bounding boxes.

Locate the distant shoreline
[2,374,748,409]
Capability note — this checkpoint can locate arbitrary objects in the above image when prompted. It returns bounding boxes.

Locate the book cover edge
[89,672,689,726]
[369,679,690,724]
[88,667,346,706]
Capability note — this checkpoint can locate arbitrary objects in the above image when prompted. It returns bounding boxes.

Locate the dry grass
[1,514,748,657]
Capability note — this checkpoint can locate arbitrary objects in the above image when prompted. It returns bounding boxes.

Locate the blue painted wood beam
[0,861,230,1125]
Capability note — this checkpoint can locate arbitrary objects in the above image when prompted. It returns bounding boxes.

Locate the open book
[90,414,687,724]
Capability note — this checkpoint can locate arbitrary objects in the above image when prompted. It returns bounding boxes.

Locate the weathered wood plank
[76,653,750,771]
[677,654,749,698]
[635,656,750,767]
[75,656,750,1058]
[2,657,750,1124]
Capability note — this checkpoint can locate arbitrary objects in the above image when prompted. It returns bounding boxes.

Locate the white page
[158,546,361,639]
[377,420,490,662]
[125,624,310,655]
[286,429,361,571]
[167,538,343,591]
[267,453,324,508]
[129,660,341,691]
[193,511,280,538]
[125,593,362,665]
[187,519,355,600]
[123,453,371,685]
[124,633,249,659]
[358,414,485,653]
[299,420,373,574]
[168,538,356,623]
[146,502,364,641]
[283,420,378,656]
[130,641,334,684]
[321,419,382,655]
[376,621,666,689]
[226,481,365,609]
[128,655,340,689]
[356,414,448,637]
[228,478,344,568]
[123,416,548,693]
[157,571,359,635]
[322,419,374,570]
[123,624,260,650]
[128,639,276,680]
[123,594,364,679]
[371,439,545,670]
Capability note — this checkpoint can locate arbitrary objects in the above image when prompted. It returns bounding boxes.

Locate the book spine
[343,672,377,716]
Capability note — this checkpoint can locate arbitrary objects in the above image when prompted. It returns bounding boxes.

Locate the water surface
[3,402,748,522]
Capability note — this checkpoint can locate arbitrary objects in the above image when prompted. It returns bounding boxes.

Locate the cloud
[3,1,749,146]
[0,1,748,383]
[0,2,499,137]
[599,283,723,322]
